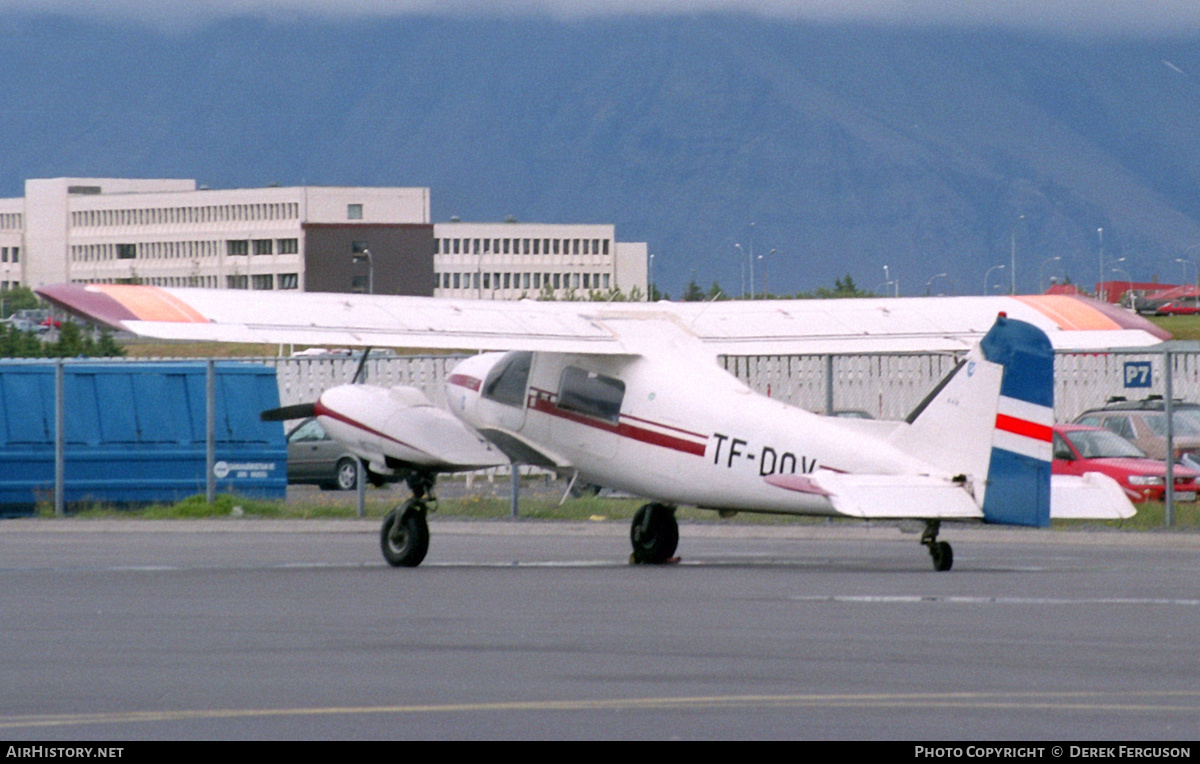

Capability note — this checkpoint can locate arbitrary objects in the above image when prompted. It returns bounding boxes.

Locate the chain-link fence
[16,347,1198,522]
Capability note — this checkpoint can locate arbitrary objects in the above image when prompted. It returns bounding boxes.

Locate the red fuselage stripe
[995,413,1052,442]
[527,396,707,457]
[448,374,482,392]
[313,400,429,455]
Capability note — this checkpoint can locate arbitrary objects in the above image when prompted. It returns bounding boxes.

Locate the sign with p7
[1124,361,1152,388]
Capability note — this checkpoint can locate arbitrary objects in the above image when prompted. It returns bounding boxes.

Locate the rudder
[979,315,1054,527]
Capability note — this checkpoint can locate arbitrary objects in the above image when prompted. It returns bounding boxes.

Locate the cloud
[3,0,1200,37]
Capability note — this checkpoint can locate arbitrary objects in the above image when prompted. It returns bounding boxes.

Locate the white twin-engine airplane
[40,284,1166,570]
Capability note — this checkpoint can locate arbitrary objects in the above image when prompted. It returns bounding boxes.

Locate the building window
[227,275,248,289]
[117,243,137,260]
[227,240,249,256]
[351,240,369,254]
[347,204,363,220]
[277,238,299,255]
[351,275,369,293]
[278,273,299,289]
[251,274,274,290]
[253,239,273,255]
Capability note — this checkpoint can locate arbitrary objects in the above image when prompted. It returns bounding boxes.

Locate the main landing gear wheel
[630,503,679,564]
[921,520,953,572]
[380,498,430,568]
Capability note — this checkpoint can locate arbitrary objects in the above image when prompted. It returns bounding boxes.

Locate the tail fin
[891,314,1053,527]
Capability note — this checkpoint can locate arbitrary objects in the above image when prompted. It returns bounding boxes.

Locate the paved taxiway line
[4,690,1199,732]
[3,517,1200,548]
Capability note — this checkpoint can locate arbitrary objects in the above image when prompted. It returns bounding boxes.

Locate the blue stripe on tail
[979,315,1054,528]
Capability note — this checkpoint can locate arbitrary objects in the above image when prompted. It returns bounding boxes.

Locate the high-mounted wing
[37,283,1169,355]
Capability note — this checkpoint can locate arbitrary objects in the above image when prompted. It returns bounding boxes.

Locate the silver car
[286,418,362,490]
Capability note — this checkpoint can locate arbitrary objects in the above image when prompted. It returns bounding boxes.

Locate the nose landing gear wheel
[630,503,679,564]
[381,498,430,567]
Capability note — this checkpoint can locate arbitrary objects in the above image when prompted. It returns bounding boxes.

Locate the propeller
[260,402,316,422]
[260,348,373,422]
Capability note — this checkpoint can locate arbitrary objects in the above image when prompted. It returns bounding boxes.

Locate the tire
[930,540,953,572]
[380,501,430,568]
[334,458,358,491]
[630,503,679,564]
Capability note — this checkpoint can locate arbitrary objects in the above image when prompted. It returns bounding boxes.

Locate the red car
[1052,424,1198,503]
[1154,300,1200,316]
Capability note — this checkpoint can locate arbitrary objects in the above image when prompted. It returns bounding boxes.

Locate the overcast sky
[3,0,1200,38]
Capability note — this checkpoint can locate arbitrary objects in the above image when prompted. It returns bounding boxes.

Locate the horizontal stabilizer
[1050,473,1137,520]
[799,471,983,520]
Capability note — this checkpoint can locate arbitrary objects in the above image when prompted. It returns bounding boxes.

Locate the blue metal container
[0,361,286,515]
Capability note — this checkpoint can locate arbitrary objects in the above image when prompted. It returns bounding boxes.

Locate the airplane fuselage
[446,350,939,514]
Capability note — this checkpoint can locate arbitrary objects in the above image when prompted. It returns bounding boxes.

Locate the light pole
[758,248,775,298]
[1097,227,1105,301]
[351,247,374,294]
[1175,258,1197,307]
[1111,259,1132,308]
[648,253,655,301]
[748,222,756,299]
[984,264,1006,295]
[1010,214,1025,294]
[924,272,948,296]
[1039,256,1062,292]
[733,243,746,298]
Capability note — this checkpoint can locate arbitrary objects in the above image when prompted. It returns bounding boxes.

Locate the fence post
[824,354,834,415]
[54,359,64,517]
[511,463,521,519]
[206,359,216,504]
[356,457,366,518]
[1164,348,1175,528]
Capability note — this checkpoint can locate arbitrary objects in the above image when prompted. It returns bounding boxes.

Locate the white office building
[0,178,648,300]
[432,221,648,300]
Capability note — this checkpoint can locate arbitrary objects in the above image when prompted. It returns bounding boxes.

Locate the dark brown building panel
[302,223,435,295]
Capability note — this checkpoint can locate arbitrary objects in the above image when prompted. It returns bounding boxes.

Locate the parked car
[1052,424,1198,503]
[1072,396,1200,463]
[1154,300,1200,316]
[286,417,365,490]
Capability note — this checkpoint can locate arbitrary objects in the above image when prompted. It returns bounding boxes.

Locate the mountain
[2,13,1199,297]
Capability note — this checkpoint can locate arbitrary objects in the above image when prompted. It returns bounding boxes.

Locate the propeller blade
[352,347,372,384]
[260,402,317,421]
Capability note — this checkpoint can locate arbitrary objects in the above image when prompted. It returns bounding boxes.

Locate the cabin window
[557,366,625,424]
[482,351,532,408]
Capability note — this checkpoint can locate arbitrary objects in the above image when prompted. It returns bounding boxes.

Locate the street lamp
[984,264,1006,295]
[648,253,655,301]
[758,249,775,298]
[747,221,757,299]
[351,246,373,294]
[1097,227,1105,301]
[1111,260,1132,308]
[1010,214,1025,294]
[882,265,898,297]
[1039,256,1062,292]
[733,243,746,298]
[1175,258,1197,307]
[924,273,948,296]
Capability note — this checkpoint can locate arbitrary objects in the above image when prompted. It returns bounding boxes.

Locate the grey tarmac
[2,518,1198,740]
